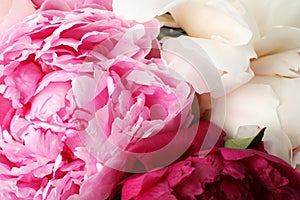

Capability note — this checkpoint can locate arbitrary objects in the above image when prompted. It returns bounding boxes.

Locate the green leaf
[224,127,266,149]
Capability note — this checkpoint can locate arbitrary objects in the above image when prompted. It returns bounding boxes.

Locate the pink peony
[31,0,112,11]
[72,55,196,173]
[0,7,159,108]
[0,6,197,200]
[122,148,300,200]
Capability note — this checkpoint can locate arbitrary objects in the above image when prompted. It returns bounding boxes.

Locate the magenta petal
[122,168,168,200]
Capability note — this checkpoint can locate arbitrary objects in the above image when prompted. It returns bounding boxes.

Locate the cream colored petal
[251,76,300,149]
[0,0,35,39]
[156,14,180,28]
[163,36,256,95]
[112,0,184,22]
[214,82,292,163]
[240,0,300,36]
[0,0,12,18]
[162,37,225,98]
[189,37,256,73]
[170,0,253,45]
[292,150,300,169]
[255,26,300,56]
[251,49,300,77]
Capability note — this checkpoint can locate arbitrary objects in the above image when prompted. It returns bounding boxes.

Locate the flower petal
[170,0,253,45]
[251,76,300,149]
[0,0,35,40]
[113,0,184,22]
[33,0,112,11]
[163,36,256,95]
[251,49,300,77]
[240,0,300,35]
[214,81,292,163]
[254,26,300,57]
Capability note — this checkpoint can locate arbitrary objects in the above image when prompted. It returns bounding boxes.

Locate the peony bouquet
[0,0,300,199]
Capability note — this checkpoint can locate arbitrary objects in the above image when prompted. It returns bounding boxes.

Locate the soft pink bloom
[0,7,197,200]
[0,8,159,108]
[31,0,112,11]
[122,148,300,200]
[0,0,35,40]
[72,54,196,173]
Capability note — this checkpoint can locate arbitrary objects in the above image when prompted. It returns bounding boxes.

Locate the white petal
[292,150,300,169]
[162,36,225,98]
[112,0,184,22]
[251,76,300,149]
[240,0,300,35]
[235,125,261,138]
[163,36,256,95]
[214,82,292,163]
[255,26,300,56]
[251,49,300,77]
[170,0,253,45]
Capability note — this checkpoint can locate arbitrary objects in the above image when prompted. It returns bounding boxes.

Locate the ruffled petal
[33,0,112,11]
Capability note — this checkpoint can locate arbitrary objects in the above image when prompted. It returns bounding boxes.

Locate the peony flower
[71,55,196,173]
[121,147,300,200]
[0,7,170,199]
[0,0,35,40]
[0,8,159,109]
[31,0,112,11]
[210,0,300,166]
[0,6,202,199]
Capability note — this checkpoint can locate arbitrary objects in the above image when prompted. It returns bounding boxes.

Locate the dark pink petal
[122,168,168,200]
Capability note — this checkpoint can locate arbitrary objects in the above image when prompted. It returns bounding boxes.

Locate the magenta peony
[0,6,198,199]
[122,148,300,200]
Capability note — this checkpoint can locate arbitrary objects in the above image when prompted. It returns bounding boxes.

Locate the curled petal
[28,82,71,120]
[251,49,300,77]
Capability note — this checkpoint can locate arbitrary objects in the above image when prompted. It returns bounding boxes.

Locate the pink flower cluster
[0,6,196,199]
